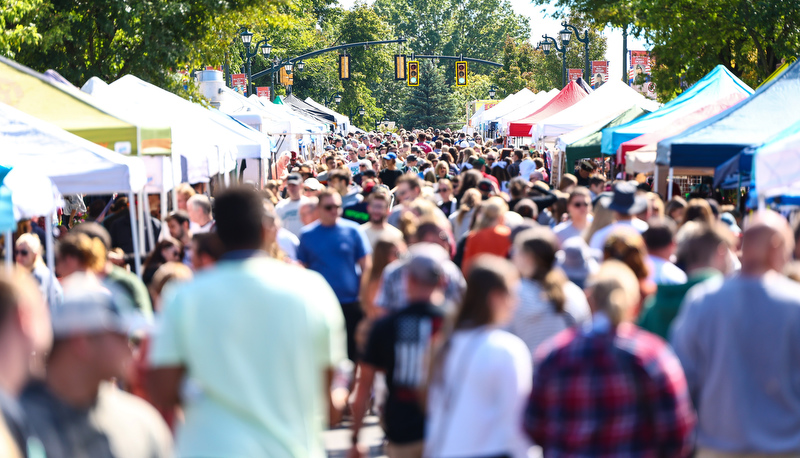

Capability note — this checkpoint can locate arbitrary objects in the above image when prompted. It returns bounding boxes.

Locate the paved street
[325,416,386,457]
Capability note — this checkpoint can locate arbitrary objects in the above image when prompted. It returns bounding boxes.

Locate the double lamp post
[537,21,591,88]
[239,28,306,99]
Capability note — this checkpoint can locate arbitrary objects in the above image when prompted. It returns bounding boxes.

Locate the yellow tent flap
[0,56,170,155]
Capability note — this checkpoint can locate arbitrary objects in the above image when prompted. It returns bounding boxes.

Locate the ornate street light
[334,93,342,104]
[240,29,253,47]
[488,85,498,99]
[358,106,366,117]
[560,27,572,46]
[261,42,272,57]
[561,21,592,83]
[296,61,305,71]
[284,62,293,74]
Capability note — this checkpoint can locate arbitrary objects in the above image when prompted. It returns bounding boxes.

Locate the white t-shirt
[277,228,299,261]
[518,159,536,180]
[648,255,687,285]
[588,218,649,251]
[275,196,309,237]
[425,327,533,458]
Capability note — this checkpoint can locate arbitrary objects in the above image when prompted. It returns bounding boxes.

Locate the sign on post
[568,69,583,82]
[256,87,270,98]
[231,73,247,95]
[591,61,609,88]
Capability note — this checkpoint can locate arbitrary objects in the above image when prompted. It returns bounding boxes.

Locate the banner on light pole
[231,73,247,95]
[591,61,609,88]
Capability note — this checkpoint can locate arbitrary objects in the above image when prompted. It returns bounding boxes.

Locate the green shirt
[638,269,720,339]
[150,256,347,457]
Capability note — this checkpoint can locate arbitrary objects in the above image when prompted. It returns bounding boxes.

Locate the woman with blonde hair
[449,188,481,240]
[461,197,511,274]
[426,256,531,458]
[584,197,615,244]
[55,232,108,290]
[15,233,62,308]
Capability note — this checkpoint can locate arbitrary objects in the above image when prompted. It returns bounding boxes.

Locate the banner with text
[231,73,247,95]
[568,69,583,82]
[591,61,609,88]
[256,87,270,98]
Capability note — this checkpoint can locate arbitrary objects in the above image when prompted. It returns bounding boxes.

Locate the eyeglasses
[322,204,341,211]
[15,250,29,256]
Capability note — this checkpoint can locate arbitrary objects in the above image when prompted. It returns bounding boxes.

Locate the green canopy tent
[560,106,651,167]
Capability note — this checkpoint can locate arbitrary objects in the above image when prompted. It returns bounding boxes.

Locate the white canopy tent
[87,75,271,184]
[304,98,351,134]
[497,89,560,134]
[477,88,537,125]
[533,81,658,140]
[0,102,148,275]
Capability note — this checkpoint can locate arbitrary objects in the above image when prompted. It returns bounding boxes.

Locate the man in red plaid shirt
[524,260,696,457]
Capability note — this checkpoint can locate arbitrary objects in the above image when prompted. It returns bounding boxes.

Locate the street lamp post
[488,85,498,99]
[540,35,567,88]
[239,28,272,96]
[375,116,390,130]
[348,106,366,127]
[560,22,591,84]
[322,92,342,107]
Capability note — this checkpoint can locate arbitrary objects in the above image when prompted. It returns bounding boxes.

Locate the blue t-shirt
[297,219,372,303]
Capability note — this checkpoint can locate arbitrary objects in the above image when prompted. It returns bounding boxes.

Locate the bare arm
[349,363,377,449]
[358,254,371,308]
[326,367,348,427]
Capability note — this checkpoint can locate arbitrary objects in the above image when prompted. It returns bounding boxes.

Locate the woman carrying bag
[425,255,533,458]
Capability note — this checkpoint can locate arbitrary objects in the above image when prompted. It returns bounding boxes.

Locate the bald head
[741,210,794,276]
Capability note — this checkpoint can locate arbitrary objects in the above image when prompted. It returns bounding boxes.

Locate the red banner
[231,73,247,95]
[628,50,656,98]
[591,61,608,88]
[568,69,583,82]
[256,87,270,98]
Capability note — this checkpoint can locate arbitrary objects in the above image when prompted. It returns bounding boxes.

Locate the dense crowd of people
[1,127,800,458]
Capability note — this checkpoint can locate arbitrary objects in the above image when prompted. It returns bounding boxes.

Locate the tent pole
[5,231,12,268]
[137,190,146,256]
[161,188,168,226]
[758,194,766,211]
[45,214,55,307]
[128,192,142,276]
[667,167,674,198]
[736,173,742,210]
[143,193,156,247]
[654,167,660,195]
[258,158,264,189]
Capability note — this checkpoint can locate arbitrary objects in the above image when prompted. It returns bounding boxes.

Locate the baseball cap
[286,173,303,185]
[406,243,447,286]
[304,178,324,191]
[383,152,397,161]
[459,141,470,148]
[52,281,138,338]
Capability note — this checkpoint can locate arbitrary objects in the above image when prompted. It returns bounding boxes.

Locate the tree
[398,60,460,129]
[493,37,539,96]
[9,0,288,97]
[0,0,42,58]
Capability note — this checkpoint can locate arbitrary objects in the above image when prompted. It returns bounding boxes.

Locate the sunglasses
[571,202,590,208]
[437,188,451,193]
[323,204,341,211]
[15,250,29,256]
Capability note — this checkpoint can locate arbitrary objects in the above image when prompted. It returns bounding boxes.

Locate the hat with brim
[602,181,647,215]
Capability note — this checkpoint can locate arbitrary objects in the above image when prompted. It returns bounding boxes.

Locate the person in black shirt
[379,153,403,190]
[575,160,597,187]
[349,245,447,457]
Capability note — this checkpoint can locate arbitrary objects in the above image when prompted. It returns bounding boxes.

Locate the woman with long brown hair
[509,227,591,354]
[360,237,406,319]
[603,230,656,315]
[425,256,532,458]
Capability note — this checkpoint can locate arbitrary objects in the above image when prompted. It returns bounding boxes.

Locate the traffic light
[407,60,420,86]
[455,61,468,86]
[339,54,351,80]
[394,54,407,80]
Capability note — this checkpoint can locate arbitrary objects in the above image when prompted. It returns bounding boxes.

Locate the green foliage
[398,60,460,129]
[0,0,42,58]
[536,0,800,100]
[494,37,539,96]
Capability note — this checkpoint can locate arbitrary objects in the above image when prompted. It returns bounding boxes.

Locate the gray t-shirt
[21,381,172,458]
[275,196,309,237]
[553,221,583,246]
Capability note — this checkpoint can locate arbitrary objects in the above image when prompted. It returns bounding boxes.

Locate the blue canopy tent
[601,65,753,157]
[657,60,800,170]
[751,120,800,208]
[713,148,754,189]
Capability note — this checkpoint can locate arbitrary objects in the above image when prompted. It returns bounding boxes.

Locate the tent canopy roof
[657,61,800,168]
[0,102,146,194]
[563,106,650,166]
[508,82,589,137]
[753,120,800,198]
[534,80,655,140]
[603,65,753,156]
